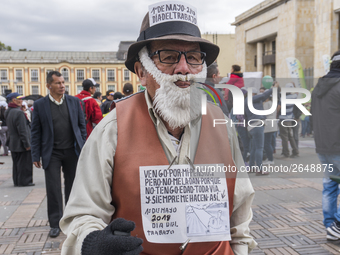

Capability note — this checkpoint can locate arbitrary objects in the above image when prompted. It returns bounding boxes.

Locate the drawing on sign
[186,202,229,236]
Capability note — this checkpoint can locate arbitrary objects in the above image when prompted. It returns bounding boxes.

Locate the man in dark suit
[5,92,34,187]
[31,71,86,238]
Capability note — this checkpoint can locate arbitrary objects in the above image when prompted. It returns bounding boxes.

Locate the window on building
[32,85,39,95]
[92,69,100,81]
[263,43,266,55]
[107,69,115,81]
[16,85,23,95]
[46,69,53,74]
[0,69,8,81]
[272,41,276,54]
[77,69,84,81]
[108,85,115,92]
[16,69,23,82]
[77,85,83,94]
[124,69,130,81]
[61,68,69,82]
[65,85,69,93]
[95,85,101,93]
[271,64,276,79]
[1,85,8,95]
[46,69,54,76]
[31,69,39,82]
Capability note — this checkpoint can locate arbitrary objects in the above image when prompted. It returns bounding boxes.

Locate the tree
[0,41,12,51]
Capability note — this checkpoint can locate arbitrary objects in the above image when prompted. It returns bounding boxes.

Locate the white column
[257,42,263,72]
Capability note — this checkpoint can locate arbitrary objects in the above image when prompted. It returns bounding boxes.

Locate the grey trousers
[292,119,300,147]
[279,121,299,157]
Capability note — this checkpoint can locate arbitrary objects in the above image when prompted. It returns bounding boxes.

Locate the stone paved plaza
[0,137,340,254]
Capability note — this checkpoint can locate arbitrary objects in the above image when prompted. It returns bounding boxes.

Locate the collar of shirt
[49,94,64,106]
[168,132,183,157]
[144,90,201,164]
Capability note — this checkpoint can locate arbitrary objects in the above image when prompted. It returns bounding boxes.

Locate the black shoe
[18,183,35,187]
[49,228,60,237]
[14,182,35,187]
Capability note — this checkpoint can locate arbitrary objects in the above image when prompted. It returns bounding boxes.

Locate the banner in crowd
[243,72,263,89]
[285,57,307,89]
[322,55,330,75]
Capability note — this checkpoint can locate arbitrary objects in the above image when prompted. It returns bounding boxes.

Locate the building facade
[202,33,236,76]
[233,0,340,79]
[0,42,141,96]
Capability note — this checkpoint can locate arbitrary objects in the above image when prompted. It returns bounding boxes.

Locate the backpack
[79,96,93,124]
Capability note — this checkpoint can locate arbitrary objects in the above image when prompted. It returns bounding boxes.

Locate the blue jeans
[301,116,310,137]
[237,126,250,162]
[249,126,265,171]
[271,132,277,152]
[317,153,340,228]
[264,132,274,161]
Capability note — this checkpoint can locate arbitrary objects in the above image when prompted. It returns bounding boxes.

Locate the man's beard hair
[138,47,207,130]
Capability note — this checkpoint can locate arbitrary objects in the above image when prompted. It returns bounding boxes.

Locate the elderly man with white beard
[60,3,256,255]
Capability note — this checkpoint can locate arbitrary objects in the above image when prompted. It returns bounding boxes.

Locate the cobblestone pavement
[250,181,340,254]
[0,137,340,254]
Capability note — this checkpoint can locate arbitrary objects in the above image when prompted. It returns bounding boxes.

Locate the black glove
[82,218,143,255]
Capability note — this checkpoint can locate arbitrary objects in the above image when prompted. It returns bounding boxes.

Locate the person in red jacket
[223,64,245,101]
[75,78,103,138]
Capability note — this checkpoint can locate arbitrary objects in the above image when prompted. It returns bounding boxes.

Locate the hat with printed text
[125,1,220,73]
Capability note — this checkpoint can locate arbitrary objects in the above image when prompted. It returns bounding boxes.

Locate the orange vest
[113,92,236,255]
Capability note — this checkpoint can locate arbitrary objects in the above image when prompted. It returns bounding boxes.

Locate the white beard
[138,47,207,130]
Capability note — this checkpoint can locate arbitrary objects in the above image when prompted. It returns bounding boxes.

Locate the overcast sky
[0,0,264,52]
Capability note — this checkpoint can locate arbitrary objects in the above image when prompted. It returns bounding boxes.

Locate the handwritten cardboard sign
[148,1,197,27]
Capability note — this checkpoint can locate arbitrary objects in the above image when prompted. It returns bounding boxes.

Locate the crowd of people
[206,53,340,242]
[204,63,315,176]
[1,74,135,238]
[1,1,340,253]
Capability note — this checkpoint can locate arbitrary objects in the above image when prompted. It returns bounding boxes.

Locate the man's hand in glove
[82,218,143,255]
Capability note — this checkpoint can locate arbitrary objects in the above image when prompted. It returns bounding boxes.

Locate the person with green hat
[60,2,256,255]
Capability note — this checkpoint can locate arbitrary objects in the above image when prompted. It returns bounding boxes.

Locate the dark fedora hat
[125,12,220,73]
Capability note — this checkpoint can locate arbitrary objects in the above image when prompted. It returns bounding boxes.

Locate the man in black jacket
[312,50,340,241]
[5,92,34,187]
[31,71,87,238]
[101,90,114,114]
